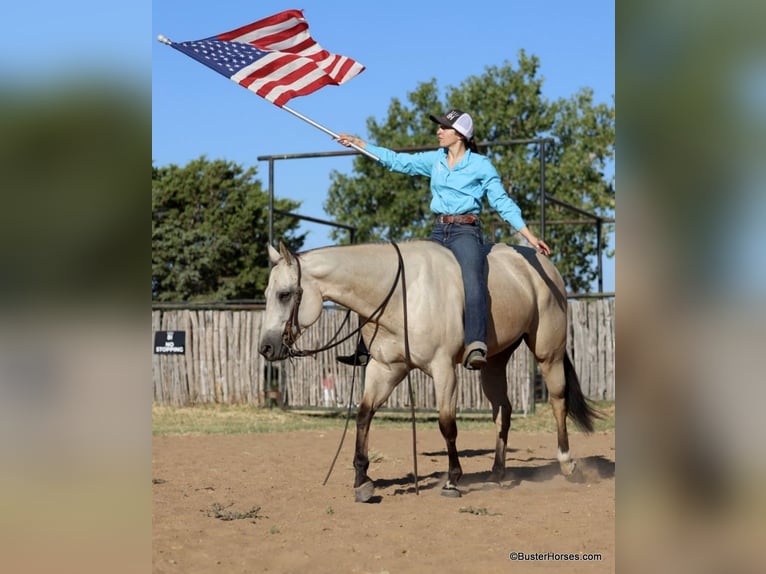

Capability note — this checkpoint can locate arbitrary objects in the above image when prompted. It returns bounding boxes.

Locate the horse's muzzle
[258,333,289,361]
[259,343,289,361]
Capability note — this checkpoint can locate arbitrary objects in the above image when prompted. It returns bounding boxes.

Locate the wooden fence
[152,298,614,411]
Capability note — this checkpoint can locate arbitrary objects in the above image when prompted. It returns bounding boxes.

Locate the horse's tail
[564,352,602,433]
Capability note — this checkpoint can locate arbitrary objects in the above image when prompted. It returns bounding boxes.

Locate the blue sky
[153,1,615,291]
[0,3,148,80]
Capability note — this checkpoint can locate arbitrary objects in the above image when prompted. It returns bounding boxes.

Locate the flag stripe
[261,72,333,107]
[277,35,319,56]
[231,53,295,85]
[216,9,305,43]
[249,23,312,51]
[237,56,312,91]
[234,53,332,105]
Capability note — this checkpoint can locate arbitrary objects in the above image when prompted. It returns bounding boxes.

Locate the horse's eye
[277,291,292,302]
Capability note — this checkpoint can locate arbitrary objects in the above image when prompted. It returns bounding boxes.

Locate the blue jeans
[430,222,488,347]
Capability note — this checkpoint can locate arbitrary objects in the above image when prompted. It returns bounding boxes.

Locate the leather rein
[280,244,405,359]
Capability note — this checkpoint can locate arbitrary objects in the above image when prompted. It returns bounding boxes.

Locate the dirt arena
[153,427,614,573]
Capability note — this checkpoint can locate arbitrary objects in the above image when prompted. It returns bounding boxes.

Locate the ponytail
[466,137,478,153]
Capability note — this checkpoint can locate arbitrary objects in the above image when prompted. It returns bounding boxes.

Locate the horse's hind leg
[480,344,516,483]
[353,360,407,502]
[538,356,576,476]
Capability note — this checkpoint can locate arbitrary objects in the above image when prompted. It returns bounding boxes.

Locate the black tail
[564,353,603,433]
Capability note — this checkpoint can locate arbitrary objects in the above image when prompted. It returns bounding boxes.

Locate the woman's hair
[464,136,478,153]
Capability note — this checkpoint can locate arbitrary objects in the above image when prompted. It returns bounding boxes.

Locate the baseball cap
[429,109,474,140]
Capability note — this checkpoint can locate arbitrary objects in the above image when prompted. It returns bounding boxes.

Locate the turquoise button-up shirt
[364,143,526,231]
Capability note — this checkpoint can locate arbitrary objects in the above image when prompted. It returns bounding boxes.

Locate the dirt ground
[153,427,615,573]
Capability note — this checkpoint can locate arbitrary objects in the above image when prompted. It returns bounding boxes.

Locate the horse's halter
[277,244,406,359]
[280,254,304,354]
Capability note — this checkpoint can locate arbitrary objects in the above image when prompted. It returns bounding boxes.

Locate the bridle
[279,253,304,353]
[279,244,405,359]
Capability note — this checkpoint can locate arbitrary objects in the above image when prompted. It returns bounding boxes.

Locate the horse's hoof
[487,471,505,484]
[440,486,462,498]
[564,464,587,483]
[560,459,577,476]
[354,480,375,503]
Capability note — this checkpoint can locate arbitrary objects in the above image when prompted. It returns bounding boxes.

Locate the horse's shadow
[422,447,514,458]
[375,454,614,494]
[373,471,443,495]
[501,455,615,486]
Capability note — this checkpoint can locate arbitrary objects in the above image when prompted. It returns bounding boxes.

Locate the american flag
[168,9,365,107]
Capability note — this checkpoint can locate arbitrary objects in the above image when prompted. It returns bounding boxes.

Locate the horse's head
[258,242,323,361]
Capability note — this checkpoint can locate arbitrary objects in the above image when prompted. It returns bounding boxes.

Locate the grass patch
[205,503,265,523]
[368,451,385,463]
[152,404,345,435]
[153,401,614,436]
[459,506,501,516]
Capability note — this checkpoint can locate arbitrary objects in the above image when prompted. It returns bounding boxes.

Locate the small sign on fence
[154,330,186,354]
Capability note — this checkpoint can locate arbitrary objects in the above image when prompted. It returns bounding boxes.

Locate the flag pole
[281,105,380,162]
[156,34,379,162]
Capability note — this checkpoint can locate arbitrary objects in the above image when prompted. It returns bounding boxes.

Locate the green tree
[152,156,305,301]
[325,51,614,292]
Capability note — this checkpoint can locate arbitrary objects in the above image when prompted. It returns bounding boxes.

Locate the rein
[289,242,419,496]
[280,252,304,352]
[392,241,419,496]
[281,249,403,358]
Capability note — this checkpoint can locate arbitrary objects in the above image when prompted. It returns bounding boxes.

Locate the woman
[336,109,551,370]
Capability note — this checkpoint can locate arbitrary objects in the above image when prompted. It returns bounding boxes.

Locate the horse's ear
[267,243,282,265]
[278,241,294,266]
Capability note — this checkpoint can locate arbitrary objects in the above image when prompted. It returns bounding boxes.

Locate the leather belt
[434,214,479,225]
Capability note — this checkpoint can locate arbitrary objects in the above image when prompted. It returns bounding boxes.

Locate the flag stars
[183,39,265,70]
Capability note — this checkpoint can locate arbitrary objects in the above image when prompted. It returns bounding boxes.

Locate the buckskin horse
[259,241,599,502]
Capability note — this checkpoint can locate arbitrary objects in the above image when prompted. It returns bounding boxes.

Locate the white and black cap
[429,109,474,140]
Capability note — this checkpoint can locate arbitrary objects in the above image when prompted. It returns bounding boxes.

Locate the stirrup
[336,351,370,366]
[463,349,487,370]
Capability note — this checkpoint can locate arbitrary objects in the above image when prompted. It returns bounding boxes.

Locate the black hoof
[354,480,375,502]
[487,471,505,484]
[440,486,462,498]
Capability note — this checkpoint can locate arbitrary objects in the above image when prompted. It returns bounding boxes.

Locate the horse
[259,240,599,502]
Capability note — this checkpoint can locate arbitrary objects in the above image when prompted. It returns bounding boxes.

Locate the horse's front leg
[439,413,463,496]
[352,360,406,502]
[433,363,462,496]
[353,401,376,501]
